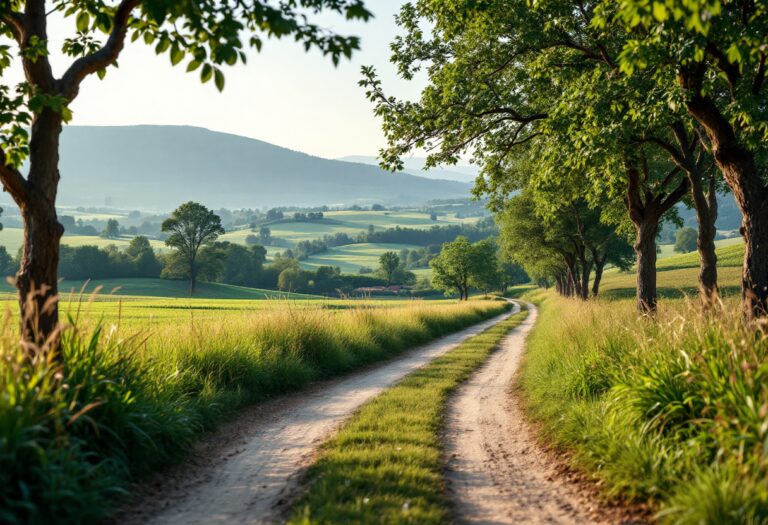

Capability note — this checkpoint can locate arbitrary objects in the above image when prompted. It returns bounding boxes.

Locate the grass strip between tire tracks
[288,304,530,525]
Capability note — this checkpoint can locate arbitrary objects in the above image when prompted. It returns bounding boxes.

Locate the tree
[603,1,768,318]
[102,219,120,239]
[245,234,259,246]
[126,235,161,276]
[468,239,500,295]
[430,236,494,300]
[378,252,400,284]
[162,202,224,294]
[497,260,529,294]
[0,0,372,351]
[259,227,272,244]
[278,268,307,292]
[675,227,699,254]
[0,246,15,277]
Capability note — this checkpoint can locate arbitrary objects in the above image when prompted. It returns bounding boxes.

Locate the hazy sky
[43,1,422,160]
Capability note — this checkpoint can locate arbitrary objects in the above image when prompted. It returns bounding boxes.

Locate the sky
[39,1,423,160]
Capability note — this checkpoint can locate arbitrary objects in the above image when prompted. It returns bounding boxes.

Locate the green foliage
[378,251,400,284]
[101,218,120,239]
[288,306,526,525]
[674,227,698,253]
[430,236,497,299]
[162,202,224,291]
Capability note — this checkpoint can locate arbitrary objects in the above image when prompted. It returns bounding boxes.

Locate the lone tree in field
[675,227,698,254]
[162,202,224,295]
[102,219,120,239]
[0,0,371,350]
[430,236,492,301]
[378,251,400,284]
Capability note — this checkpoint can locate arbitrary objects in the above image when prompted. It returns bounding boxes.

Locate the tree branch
[21,0,55,90]
[0,10,24,44]
[0,148,29,205]
[59,0,141,100]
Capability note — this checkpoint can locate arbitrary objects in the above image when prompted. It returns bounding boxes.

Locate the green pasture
[600,242,744,299]
[0,227,167,254]
[300,243,422,273]
[222,210,478,248]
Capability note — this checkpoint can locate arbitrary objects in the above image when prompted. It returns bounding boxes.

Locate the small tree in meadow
[378,252,400,284]
[102,219,120,239]
[674,227,698,254]
[162,202,224,294]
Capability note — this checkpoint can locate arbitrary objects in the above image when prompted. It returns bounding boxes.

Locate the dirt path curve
[123,305,520,525]
[444,303,611,525]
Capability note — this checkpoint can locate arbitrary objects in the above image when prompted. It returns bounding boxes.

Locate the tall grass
[0,299,508,525]
[521,291,768,524]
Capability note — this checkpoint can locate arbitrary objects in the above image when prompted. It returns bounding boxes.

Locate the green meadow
[301,242,422,273]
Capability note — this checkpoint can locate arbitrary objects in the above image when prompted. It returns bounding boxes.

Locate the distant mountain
[44,126,471,211]
[338,155,479,184]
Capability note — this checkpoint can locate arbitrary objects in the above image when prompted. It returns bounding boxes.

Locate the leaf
[76,12,90,32]
[214,69,225,92]
[170,46,185,66]
[200,64,213,83]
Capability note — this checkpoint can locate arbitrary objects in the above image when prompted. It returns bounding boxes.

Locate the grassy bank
[520,291,768,524]
[288,306,529,525]
[0,299,509,524]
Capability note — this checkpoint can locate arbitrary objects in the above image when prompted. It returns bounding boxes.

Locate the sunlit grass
[520,291,768,524]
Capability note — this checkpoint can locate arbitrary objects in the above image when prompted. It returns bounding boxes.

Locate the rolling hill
[44,126,471,210]
[339,155,480,184]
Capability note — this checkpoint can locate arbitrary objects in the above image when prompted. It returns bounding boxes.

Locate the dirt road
[124,305,519,525]
[444,303,610,525]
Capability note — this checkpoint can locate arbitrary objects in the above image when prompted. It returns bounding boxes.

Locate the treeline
[273,220,498,264]
[26,237,388,296]
[365,219,496,245]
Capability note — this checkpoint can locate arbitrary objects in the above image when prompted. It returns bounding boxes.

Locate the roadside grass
[288,306,529,525]
[0,298,508,525]
[520,292,768,524]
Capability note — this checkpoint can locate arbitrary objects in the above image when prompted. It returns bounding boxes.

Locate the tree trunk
[592,254,606,297]
[189,255,197,295]
[579,258,592,300]
[689,172,719,306]
[634,220,658,315]
[685,92,767,318]
[17,111,64,355]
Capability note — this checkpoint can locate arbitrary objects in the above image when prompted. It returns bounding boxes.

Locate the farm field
[599,242,744,299]
[300,242,422,273]
[221,210,480,248]
[656,235,743,259]
[0,227,167,254]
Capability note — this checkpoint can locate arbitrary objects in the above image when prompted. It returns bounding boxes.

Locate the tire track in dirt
[444,303,617,525]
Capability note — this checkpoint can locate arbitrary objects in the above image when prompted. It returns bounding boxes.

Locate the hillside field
[600,242,744,299]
